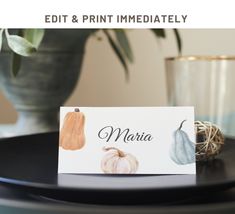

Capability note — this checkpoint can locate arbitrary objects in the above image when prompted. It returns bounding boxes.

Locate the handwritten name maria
[98,126,153,143]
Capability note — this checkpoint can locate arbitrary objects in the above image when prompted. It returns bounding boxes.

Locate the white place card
[58,107,196,174]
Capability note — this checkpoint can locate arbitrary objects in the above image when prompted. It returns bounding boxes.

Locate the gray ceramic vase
[0,29,93,136]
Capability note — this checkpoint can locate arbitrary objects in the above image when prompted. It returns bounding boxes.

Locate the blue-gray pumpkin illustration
[170,120,195,165]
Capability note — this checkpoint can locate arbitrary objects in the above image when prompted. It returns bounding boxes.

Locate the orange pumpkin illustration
[59,108,85,150]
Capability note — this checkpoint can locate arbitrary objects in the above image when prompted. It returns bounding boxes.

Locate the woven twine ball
[195,121,225,161]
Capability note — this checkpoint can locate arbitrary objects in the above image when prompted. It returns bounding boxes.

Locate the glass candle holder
[165,56,235,137]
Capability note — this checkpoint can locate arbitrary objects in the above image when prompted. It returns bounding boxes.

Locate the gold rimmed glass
[165,55,235,137]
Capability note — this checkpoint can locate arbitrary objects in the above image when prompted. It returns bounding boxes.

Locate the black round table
[0,132,234,213]
[0,185,235,214]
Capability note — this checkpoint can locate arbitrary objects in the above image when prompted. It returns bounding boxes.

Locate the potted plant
[0,29,181,136]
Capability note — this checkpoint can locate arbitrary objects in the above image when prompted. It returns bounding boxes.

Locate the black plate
[0,132,234,205]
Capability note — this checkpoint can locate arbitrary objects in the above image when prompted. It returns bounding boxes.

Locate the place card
[58,107,195,174]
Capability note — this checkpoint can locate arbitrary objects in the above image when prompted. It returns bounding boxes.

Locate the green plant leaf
[0,29,4,51]
[151,29,166,38]
[114,29,133,63]
[103,30,129,81]
[173,29,182,53]
[5,30,36,56]
[23,29,45,48]
[11,53,21,77]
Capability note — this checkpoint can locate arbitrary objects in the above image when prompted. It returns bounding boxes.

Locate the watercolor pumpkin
[170,120,195,165]
[101,147,138,174]
[59,108,86,150]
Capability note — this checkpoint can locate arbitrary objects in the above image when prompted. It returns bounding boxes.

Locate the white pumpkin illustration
[101,147,139,174]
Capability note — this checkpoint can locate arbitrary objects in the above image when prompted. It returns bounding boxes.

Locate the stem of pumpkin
[74,108,80,112]
[179,119,187,130]
[102,146,125,157]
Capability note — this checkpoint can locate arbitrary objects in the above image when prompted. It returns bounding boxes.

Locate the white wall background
[1,29,235,123]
